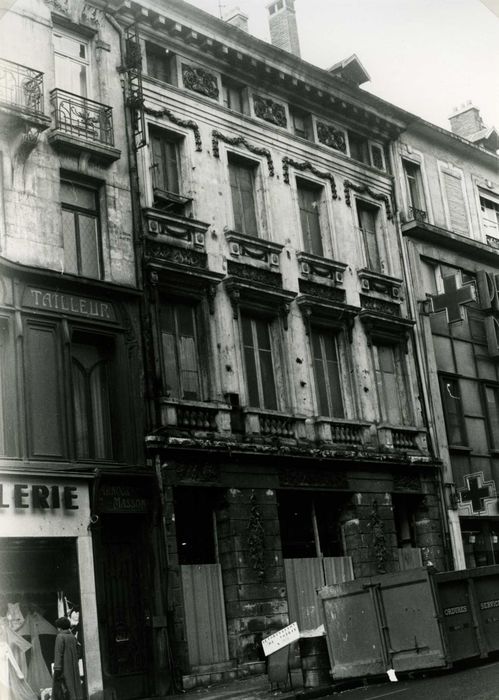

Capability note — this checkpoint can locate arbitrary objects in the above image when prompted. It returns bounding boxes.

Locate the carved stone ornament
[227,260,282,288]
[299,279,346,304]
[316,121,347,153]
[359,294,401,317]
[253,95,287,128]
[280,466,348,489]
[282,157,337,199]
[145,241,207,269]
[15,127,40,164]
[175,463,220,483]
[145,105,202,151]
[81,4,104,25]
[344,180,393,220]
[43,0,69,13]
[182,64,219,100]
[212,130,274,176]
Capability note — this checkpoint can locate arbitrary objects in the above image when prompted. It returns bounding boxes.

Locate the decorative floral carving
[344,180,393,220]
[359,294,401,317]
[253,95,287,128]
[316,121,347,153]
[247,491,265,581]
[182,64,219,99]
[43,0,69,13]
[81,4,104,25]
[211,130,274,175]
[369,500,388,574]
[146,242,207,269]
[145,105,202,151]
[282,157,337,199]
[227,260,282,288]
[175,463,220,482]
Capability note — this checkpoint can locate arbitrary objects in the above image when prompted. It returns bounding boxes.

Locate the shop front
[0,475,101,700]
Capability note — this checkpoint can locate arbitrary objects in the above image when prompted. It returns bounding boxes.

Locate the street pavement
[329,659,499,700]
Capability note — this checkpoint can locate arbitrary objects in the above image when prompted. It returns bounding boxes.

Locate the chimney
[223,6,249,33]
[449,101,485,139]
[266,0,301,57]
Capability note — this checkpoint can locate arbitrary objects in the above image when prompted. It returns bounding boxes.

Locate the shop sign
[262,622,300,656]
[95,483,149,514]
[0,483,79,510]
[477,270,499,312]
[23,287,117,322]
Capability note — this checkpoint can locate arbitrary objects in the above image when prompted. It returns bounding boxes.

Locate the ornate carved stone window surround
[225,230,283,270]
[344,179,393,220]
[357,269,403,299]
[181,63,219,100]
[359,294,414,350]
[212,130,274,176]
[315,120,347,153]
[296,251,347,285]
[144,105,202,151]
[296,278,359,340]
[252,94,287,128]
[224,260,296,329]
[144,208,208,250]
[282,157,338,199]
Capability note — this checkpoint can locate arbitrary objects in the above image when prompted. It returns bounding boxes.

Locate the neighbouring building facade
[0,2,170,699]
[394,104,499,572]
[104,0,446,689]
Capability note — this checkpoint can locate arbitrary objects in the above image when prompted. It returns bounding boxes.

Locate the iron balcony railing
[0,57,44,113]
[50,88,115,147]
[408,205,427,223]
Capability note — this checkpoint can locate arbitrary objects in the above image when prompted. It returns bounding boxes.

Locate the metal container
[299,635,330,687]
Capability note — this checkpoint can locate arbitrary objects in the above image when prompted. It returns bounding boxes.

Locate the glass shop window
[0,538,84,697]
[174,487,219,565]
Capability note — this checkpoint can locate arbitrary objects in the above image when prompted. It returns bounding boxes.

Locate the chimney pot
[223,6,249,32]
[449,103,485,139]
[266,0,301,57]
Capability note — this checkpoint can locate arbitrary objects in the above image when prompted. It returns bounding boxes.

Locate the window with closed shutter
[160,302,201,400]
[150,129,180,195]
[311,328,344,417]
[241,314,277,409]
[375,344,410,425]
[297,181,323,257]
[228,156,258,236]
[443,170,469,235]
[357,201,381,272]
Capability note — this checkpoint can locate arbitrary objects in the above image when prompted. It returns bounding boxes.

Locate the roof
[327,54,371,87]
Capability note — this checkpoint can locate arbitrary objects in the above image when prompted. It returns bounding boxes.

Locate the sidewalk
[167,669,338,700]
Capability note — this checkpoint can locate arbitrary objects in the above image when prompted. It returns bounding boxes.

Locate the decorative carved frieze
[145,241,207,269]
[81,4,104,25]
[175,463,220,483]
[227,260,282,288]
[299,279,346,303]
[296,252,346,283]
[144,209,206,248]
[282,157,338,199]
[145,105,202,151]
[182,64,219,99]
[211,130,274,175]
[253,95,287,128]
[225,230,282,268]
[344,180,393,220]
[358,269,403,299]
[316,121,347,153]
[393,472,422,492]
[359,294,401,317]
[280,466,349,489]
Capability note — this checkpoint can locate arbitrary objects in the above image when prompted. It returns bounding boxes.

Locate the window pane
[161,331,179,397]
[62,209,78,274]
[440,377,466,445]
[357,203,381,271]
[241,315,254,347]
[90,362,112,459]
[229,160,257,236]
[179,336,199,400]
[78,213,100,279]
[255,317,271,351]
[325,338,344,418]
[243,343,260,406]
[177,304,195,337]
[298,184,323,257]
[486,386,499,448]
[61,181,96,210]
[259,348,277,410]
[72,360,90,459]
[313,354,329,416]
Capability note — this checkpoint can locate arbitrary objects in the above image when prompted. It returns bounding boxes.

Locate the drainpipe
[389,139,465,571]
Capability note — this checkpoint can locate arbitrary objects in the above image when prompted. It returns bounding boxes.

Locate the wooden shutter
[298,184,323,257]
[176,304,200,400]
[443,171,469,235]
[150,132,180,193]
[357,203,381,271]
[255,318,277,410]
[229,159,258,236]
[160,304,180,397]
[25,323,65,457]
[376,345,403,425]
[241,315,260,407]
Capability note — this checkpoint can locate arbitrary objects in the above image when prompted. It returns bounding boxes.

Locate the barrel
[299,635,331,688]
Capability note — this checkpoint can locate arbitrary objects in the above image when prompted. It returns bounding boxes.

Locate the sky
[187,0,499,133]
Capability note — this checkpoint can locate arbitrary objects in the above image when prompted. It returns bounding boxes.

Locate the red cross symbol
[458,473,495,513]
[430,274,476,324]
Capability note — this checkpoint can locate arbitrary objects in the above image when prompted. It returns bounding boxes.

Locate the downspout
[389,138,465,571]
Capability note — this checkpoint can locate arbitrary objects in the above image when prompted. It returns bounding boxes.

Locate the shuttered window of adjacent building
[443,170,469,236]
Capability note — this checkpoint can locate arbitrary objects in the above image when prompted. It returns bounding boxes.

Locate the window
[439,375,467,446]
[241,314,277,409]
[160,301,201,401]
[311,328,344,418]
[484,385,499,449]
[370,143,386,171]
[403,160,426,218]
[54,30,89,96]
[278,491,346,558]
[290,108,310,139]
[228,154,259,236]
[145,42,173,83]
[374,344,410,425]
[71,333,113,460]
[357,200,382,272]
[61,179,102,279]
[480,196,499,238]
[149,128,180,197]
[222,79,244,113]
[393,494,421,549]
[441,168,469,236]
[174,487,219,564]
[0,319,18,457]
[297,179,324,257]
[348,131,370,165]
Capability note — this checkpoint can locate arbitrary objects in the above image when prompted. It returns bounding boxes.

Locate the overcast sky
[188,0,499,133]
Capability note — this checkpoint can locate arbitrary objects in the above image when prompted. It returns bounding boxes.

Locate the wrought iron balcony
[50,88,114,146]
[408,206,427,223]
[0,57,44,113]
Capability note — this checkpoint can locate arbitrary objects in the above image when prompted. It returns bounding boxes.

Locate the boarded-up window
[25,324,65,458]
[241,314,277,409]
[439,375,467,445]
[375,344,410,425]
[311,328,344,418]
[442,170,469,236]
[357,201,381,272]
[297,180,323,257]
[228,155,258,236]
[160,301,200,400]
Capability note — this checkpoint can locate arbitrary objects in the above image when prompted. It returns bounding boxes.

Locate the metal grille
[50,88,114,146]
[0,57,44,113]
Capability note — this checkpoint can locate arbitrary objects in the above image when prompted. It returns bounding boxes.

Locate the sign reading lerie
[262,622,300,657]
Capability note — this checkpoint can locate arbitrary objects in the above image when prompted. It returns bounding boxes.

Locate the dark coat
[52,630,83,700]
